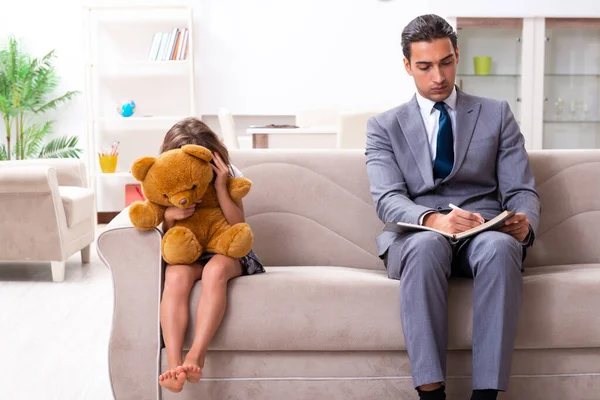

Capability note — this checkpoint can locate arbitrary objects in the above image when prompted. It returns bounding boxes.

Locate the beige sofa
[97,149,600,400]
[0,159,95,282]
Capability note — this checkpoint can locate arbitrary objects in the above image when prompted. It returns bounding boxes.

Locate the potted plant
[0,36,81,161]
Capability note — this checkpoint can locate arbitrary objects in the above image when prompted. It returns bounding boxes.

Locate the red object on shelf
[125,184,146,206]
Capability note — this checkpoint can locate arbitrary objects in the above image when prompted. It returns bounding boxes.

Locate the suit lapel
[396,96,434,187]
[446,89,481,181]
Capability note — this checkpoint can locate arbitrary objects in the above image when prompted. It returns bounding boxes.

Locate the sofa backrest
[0,159,87,187]
[231,149,600,270]
[523,150,600,268]
[231,150,384,270]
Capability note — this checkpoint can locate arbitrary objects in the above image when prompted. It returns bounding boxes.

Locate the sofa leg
[51,261,66,282]
[81,245,91,263]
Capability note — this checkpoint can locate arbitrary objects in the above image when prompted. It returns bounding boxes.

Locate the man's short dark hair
[401,14,458,61]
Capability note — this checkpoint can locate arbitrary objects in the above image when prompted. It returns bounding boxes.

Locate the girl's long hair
[160,117,232,176]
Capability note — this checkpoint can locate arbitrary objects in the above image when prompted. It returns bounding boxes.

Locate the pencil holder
[99,154,118,173]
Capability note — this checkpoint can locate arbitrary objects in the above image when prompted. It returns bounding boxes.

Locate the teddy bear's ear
[131,156,156,181]
[182,145,212,163]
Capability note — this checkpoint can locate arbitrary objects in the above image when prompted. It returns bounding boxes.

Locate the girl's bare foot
[159,369,187,393]
[178,363,202,383]
[179,354,204,383]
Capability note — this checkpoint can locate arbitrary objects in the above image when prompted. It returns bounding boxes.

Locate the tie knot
[433,102,446,112]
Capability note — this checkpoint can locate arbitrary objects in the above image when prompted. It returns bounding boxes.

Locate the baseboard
[97,212,119,224]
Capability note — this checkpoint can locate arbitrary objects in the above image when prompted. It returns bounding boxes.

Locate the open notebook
[383,210,516,242]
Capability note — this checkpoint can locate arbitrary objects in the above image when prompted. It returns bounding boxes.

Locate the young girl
[157,117,265,393]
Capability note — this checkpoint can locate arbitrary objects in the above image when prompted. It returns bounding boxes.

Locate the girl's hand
[164,201,201,222]
[211,152,229,189]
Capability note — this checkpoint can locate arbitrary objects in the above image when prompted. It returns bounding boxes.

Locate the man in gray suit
[365,14,540,400]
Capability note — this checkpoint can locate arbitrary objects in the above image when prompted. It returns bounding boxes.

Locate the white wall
[0,0,87,157]
[196,0,423,115]
[195,0,600,115]
[1,0,599,155]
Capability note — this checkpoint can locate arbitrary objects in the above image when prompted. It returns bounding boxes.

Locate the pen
[448,203,462,211]
[449,203,485,224]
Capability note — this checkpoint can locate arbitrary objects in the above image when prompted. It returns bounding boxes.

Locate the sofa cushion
[182,264,600,351]
[58,186,94,227]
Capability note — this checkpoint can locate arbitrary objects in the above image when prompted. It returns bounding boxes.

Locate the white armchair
[217,107,240,149]
[295,108,339,127]
[336,111,380,149]
[0,159,95,282]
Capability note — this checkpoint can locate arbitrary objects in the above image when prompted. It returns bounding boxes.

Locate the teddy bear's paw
[129,201,159,230]
[227,178,252,201]
[162,226,203,265]
[214,223,254,259]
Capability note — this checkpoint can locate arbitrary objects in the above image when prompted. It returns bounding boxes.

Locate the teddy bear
[128,144,254,266]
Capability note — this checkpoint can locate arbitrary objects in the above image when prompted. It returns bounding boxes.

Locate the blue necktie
[433,102,454,180]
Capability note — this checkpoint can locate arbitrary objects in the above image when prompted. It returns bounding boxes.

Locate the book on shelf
[148,28,189,61]
[383,210,516,242]
[148,33,161,60]
[179,28,189,60]
[171,29,181,60]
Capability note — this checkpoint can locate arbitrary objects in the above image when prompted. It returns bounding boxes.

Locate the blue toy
[117,100,136,117]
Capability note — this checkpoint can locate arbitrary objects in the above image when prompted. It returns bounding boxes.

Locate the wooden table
[247,126,337,149]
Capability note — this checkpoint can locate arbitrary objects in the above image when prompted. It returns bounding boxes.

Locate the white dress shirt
[415,86,457,162]
[415,87,457,224]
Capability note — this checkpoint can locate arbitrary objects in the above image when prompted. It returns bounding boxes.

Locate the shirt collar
[416,85,457,115]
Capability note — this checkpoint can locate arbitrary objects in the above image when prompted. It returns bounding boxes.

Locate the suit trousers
[385,231,523,391]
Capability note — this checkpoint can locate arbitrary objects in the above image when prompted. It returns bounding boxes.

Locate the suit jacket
[366,88,541,257]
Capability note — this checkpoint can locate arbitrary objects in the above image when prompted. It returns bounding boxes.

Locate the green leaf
[18,120,53,158]
[0,144,7,160]
[34,90,79,114]
[0,35,78,160]
[38,135,82,159]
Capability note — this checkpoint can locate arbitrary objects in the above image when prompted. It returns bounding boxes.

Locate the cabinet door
[543,18,600,149]
[454,18,525,125]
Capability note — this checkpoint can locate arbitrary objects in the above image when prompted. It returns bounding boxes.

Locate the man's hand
[497,212,530,242]
[423,209,485,234]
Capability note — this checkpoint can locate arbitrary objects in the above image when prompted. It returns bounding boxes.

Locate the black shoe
[417,386,446,400]
[471,389,498,400]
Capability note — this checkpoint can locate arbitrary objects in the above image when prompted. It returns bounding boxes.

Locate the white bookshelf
[95,115,191,130]
[98,60,192,77]
[84,5,196,214]
[96,172,134,179]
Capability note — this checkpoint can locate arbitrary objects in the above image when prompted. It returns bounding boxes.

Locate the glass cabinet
[448,16,600,150]
[542,18,600,149]
[455,18,524,125]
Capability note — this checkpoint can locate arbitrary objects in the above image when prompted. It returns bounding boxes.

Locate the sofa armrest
[96,208,164,400]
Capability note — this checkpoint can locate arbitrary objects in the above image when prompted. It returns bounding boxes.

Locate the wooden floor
[0,225,114,400]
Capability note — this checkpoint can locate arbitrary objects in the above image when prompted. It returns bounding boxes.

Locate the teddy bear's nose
[179,199,187,205]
